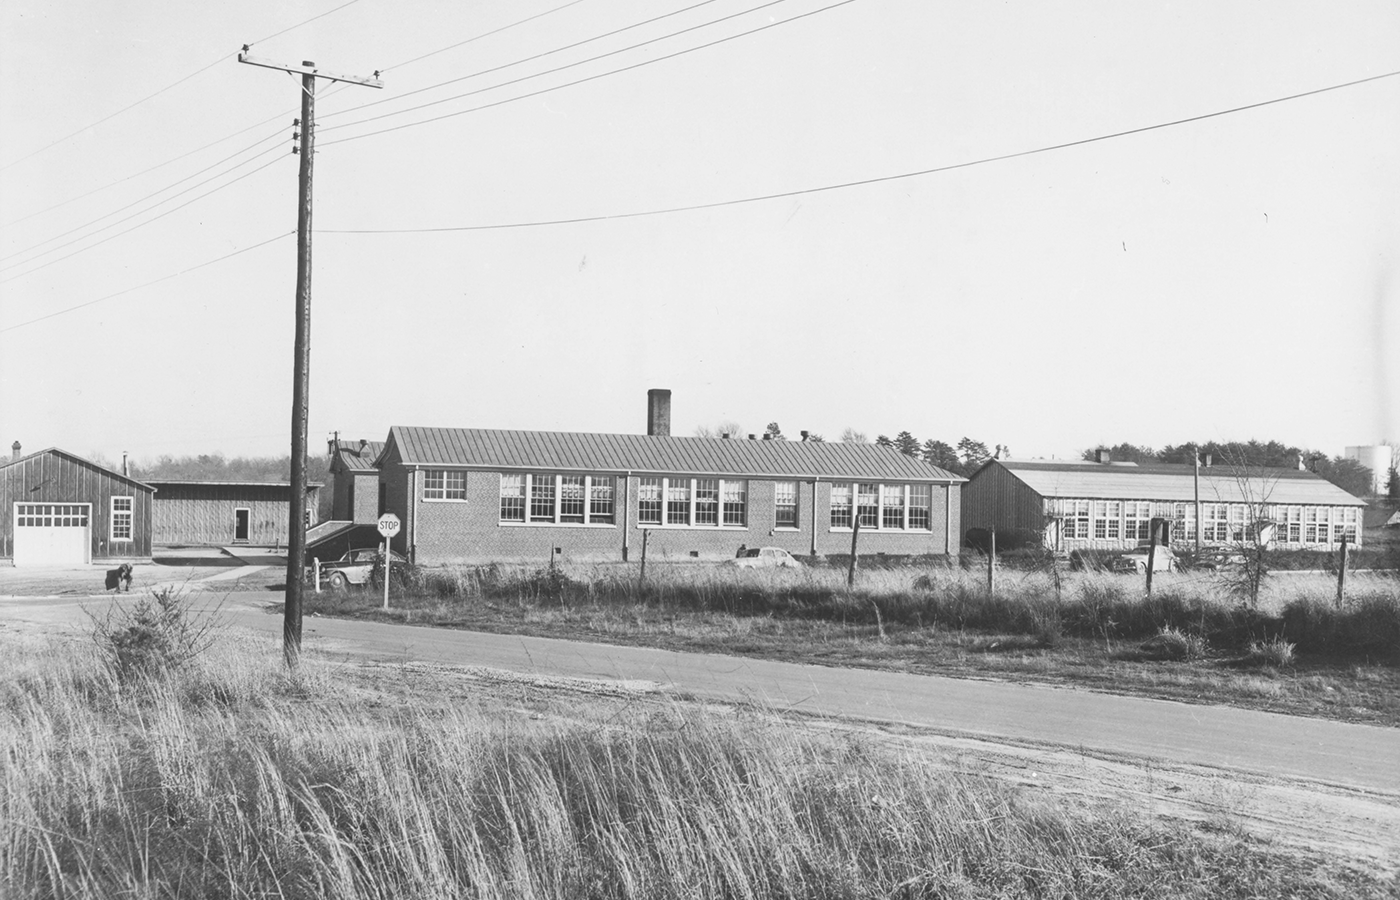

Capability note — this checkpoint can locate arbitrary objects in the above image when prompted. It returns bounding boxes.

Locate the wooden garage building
[149,480,322,547]
[1,444,154,566]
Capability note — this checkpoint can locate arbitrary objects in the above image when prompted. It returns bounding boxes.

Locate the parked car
[1192,548,1246,573]
[725,547,803,569]
[316,547,407,588]
[1112,542,1177,575]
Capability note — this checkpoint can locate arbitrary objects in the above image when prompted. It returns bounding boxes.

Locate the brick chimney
[646,389,672,437]
[10,441,20,461]
[1095,447,1111,464]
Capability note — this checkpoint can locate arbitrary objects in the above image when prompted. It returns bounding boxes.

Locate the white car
[726,547,803,569]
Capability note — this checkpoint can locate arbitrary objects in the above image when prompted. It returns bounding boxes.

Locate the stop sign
[377,513,401,538]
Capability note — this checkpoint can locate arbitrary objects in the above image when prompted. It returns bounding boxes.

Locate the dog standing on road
[104,563,133,593]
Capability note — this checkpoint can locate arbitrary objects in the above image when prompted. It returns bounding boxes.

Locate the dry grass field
[3,607,1393,900]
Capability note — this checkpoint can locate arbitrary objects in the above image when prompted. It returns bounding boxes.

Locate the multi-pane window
[423,470,466,501]
[721,481,746,526]
[111,497,133,541]
[559,476,586,523]
[774,481,798,528]
[641,476,748,527]
[1338,508,1359,542]
[857,484,880,528]
[16,504,89,528]
[500,475,526,522]
[1171,503,1196,542]
[1274,505,1301,543]
[1123,502,1151,542]
[1304,507,1329,544]
[1061,500,1091,540]
[829,483,853,528]
[530,476,556,522]
[1228,505,1248,542]
[694,479,719,525]
[829,483,933,531]
[589,478,614,523]
[908,485,932,530]
[503,473,615,525]
[1203,504,1230,542]
[639,478,663,525]
[666,479,691,524]
[880,484,904,530]
[1093,501,1121,539]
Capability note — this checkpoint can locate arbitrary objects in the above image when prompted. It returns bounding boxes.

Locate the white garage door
[14,503,91,566]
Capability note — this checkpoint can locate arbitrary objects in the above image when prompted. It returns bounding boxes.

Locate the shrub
[1281,593,1400,657]
[89,588,218,682]
[1244,636,1296,668]
[1138,627,1209,661]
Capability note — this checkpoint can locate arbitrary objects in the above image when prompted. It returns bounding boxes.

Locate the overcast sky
[2,0,1397,465]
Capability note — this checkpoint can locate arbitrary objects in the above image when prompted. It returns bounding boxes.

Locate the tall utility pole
[238,50,382,667]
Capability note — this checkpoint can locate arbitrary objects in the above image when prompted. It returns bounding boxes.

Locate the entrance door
[234,508,250,542]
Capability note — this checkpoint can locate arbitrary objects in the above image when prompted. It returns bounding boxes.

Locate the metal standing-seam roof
[991,459,1365,506]
[384,427,963,482]
[335,441,384,471]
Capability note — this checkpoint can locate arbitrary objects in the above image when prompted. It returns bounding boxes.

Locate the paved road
[4,590,1397,795]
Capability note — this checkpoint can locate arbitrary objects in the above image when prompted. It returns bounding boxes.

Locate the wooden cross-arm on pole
[237,50,384,89]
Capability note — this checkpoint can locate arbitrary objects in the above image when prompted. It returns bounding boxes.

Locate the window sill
[772,526,801,532]
[422,497,468,503]
[638,524,748,531]
[498,521,616,529]
[828,528,933,534]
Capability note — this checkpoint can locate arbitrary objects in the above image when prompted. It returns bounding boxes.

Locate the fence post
[313,557,320,594]
[987,528,996,596]
[639,529,649,589]
[1336,534,1348,608]
[1145,534,1157,598]
[846,516,861,589]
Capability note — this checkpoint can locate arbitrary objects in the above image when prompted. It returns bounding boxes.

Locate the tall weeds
[2,633,1377,899]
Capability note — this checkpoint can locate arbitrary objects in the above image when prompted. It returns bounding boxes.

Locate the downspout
[409,467,418,565]
[809,478,818,556]
[945,483,953,554]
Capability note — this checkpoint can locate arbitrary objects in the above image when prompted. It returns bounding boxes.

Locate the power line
[318,68,1400,233]
[0,0,362,172]
[0,232,294,334]
[385,0,593,73]
[0,109,298,230]
[0,127,288,265]
[320,0,857,146]
[0,153,287,284]
[320,0,731,124]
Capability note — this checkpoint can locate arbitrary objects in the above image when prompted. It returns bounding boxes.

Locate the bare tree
[693,420,744,439]
[1217,448,1282,609]
[840,427,868,444]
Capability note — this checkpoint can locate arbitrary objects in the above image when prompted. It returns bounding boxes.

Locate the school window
[1171,503,1196,542]
[1338,508,1359,542]
[639,478,663,525]
[829,483,853,529]
[500,475,525,522]
[1062,499,1091,540]
[640,476,747,527]
[111,496,133,542]
[423,469,466,501]
[774,481,798,528]
[501,473,615,525]
[1123,501,1151,542]
[1093,501,1121,539]
[829,483,933,531]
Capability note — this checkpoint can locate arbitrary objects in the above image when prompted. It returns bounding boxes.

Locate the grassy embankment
[3,599,1391,900]
[308,561,1400,725]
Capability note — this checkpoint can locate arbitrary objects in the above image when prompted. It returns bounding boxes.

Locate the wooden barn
[149,480,322,546]
[1,442,154,566]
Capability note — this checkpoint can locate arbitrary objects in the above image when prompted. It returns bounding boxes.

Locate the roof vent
[800,430,809,441]
[1095,447,1111,464]
[748,434,756,440]
[10,441,20,461]
[359,439,368,452]
[721,433,731,440]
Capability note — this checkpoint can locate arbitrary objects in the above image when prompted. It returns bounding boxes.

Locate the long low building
[370,392,963,565]
[962,455,1366,551]
[148,480,321,546]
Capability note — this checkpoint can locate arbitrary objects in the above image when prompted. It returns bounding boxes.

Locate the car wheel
[328,571,348,589]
